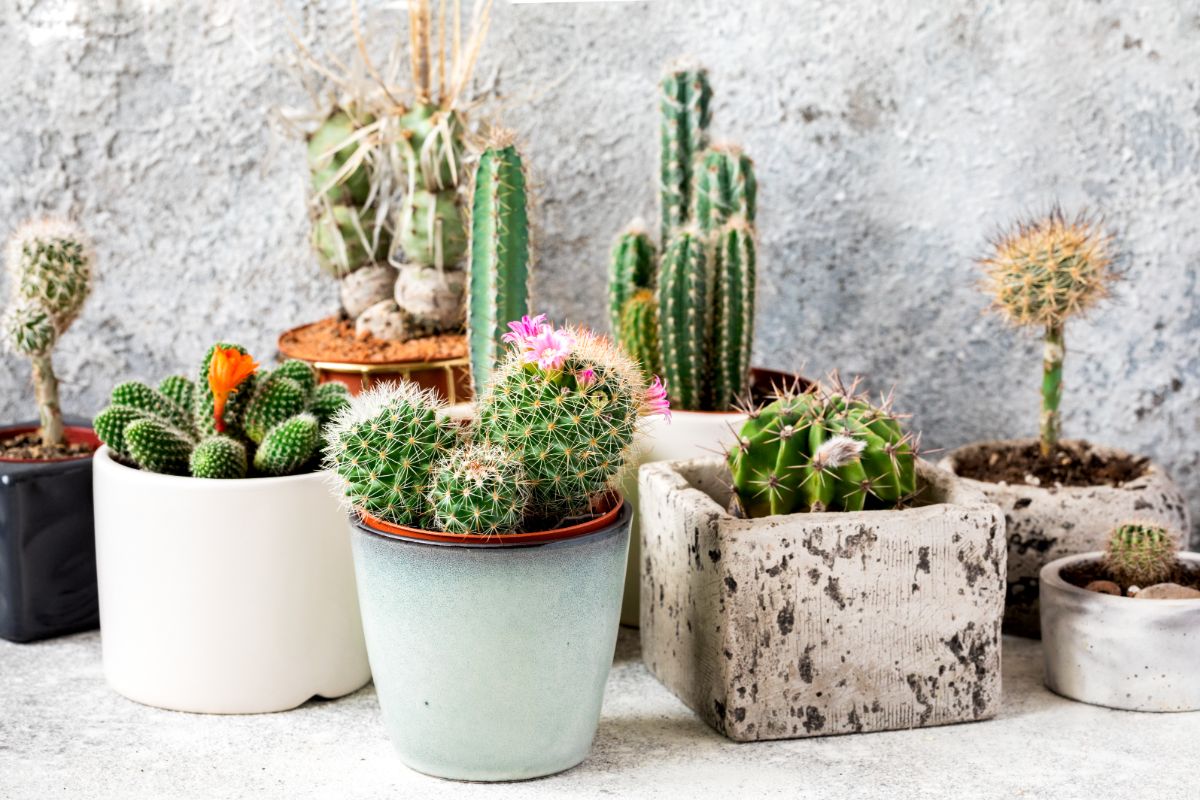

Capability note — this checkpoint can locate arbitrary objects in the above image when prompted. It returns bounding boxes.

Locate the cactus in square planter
[728,377,918,518]
[95,344,349,479]
[2,218,94,448]
[608,65,758,411]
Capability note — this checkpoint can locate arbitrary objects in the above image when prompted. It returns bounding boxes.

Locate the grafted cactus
[1,218,94,446]
[660,68,712,243]
[467,133,531,393]
[607,227,656,335]
[1105,522,1178,588]
[729,379,917,518]
[693,145,757,233]
[656,231,709,411]
[428,445,527,536]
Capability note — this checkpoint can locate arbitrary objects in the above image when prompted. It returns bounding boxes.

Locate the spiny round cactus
[477,327,646,520]
[309,381,351,427]
[254,413,320,477]
[2,300,57,357]
[244,371,308,445]
[729,378,918,518]
[427,445,528,535]
[157,375,196,416]
[619,289,661,382]
[324,382,459,526]
[1104,521,1178,588]
[124,417,193,476]
[190,435,248,480]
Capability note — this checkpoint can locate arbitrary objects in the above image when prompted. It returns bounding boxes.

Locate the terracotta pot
[0,421,101,643]
[639,456,1005,741]
[1041,551,1200,712]
[277,320,471,402]
[941,438,1190,638]
[350,501,631,781]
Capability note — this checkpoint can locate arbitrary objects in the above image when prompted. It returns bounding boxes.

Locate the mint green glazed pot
[350,500,631,782]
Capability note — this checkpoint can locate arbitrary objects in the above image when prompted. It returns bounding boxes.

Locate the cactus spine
[1104,522,1178,588]
[656,232,709,411]
[428,445,528,536]
[467,133,531,393]
[659,69,712,243]
[607,228,656,335]
[2,219,94,446]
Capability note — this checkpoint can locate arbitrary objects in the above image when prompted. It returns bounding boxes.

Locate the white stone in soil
[339,264,398,319]
[355,299,412,341]
[393,265,465,334]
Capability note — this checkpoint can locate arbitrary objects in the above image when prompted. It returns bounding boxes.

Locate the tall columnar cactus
[607,227,656,335]
[1,219,94,447]
[1104,521,1178,588]
[728,379,918,518]
[660,68,712,243]
[979,208,1118,459]
[428,445,528,536]
[693,146,757,233]
[467,133,531,393]
[712,222,757,410]
[619,290,661,382]
[656,231,709,411]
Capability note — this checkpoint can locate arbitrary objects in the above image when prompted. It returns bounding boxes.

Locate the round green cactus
[729,380,917,518]
[190,435,248,480]
[308,109,373,207]
[254,413,320,477]
[124,417,193,476]
[427,445,527,535]
[1104,522,1178,588]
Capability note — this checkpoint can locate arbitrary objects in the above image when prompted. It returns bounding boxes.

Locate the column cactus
[607,227,656,335]
[466,132,532,393]
[711,221,757,410]
[979,208,1118,459]
[1,218,94,447]
[618,289,661,382]
[693,145,757,233]
[660,68,712,243]
[656,231,709,411]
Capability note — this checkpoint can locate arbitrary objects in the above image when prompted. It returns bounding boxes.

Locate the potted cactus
[0,218,101,643]
[278,0,502,402]
[325,315,669,781]
[941,209,1189,637]
[607,65,802,624]
[639,378,1006,741]
[1041,521,1200,711]
[91,344,369,714]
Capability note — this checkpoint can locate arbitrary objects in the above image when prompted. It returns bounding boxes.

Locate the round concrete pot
[1040,551,1200,712]
[349,501,632,782]
[941,438,1190,637]
[93,448,370,713]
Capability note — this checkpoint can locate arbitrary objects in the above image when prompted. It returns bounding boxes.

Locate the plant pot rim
[354,494,630,548]
[1041,551,1200,606]
[277,320,469,371]
[0,423,100,464]
[94,445,325,488]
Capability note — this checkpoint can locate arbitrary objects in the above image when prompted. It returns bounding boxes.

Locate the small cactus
[618,289,661,382]
[190,436,248,480]
[1104,522,1178,588]
[728,378,918,518]
[656,231,709,411]
[979,208,1118,459]
[693,145,757,234]
[2,218,94,447]
[244,370,309,444]
[467,132,532,394]
[124,417,193,476]
[254,413,320,476]
[157,375,196,416]
[428,445,528,535]
[607,227,656,336]
[660,68,712,244]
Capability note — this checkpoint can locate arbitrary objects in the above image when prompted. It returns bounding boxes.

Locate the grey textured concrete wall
[1,1,1197,537]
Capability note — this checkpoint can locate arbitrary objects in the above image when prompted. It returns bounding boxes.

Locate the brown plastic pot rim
[356,492,625,546]
[0,424,100,464]
[1040,551,1200,605]
[277,321,469,371]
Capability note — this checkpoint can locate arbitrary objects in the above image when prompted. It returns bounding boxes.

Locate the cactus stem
[30,354,63,446]
[1041,323,1064,459]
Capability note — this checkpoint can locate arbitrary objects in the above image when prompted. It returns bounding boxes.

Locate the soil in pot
[951,439,1147,487]
[1061,558,1200,594]
[278,315,466,365]
[0,429,97,461]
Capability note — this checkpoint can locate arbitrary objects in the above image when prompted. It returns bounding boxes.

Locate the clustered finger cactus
[95,344,349,479]
[1104,521,1179,588]
[326,314,671,535]
[2,218,94,447]
[728,378,918,518]
[609,65,758,412]
[979,207,1118,459]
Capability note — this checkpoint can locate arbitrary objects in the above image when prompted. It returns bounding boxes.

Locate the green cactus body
[659,69,712,243]
[313,205,386,277]
[728,384,917,518]
[124,417,194,476]
[1105,522,1178,587]
[693,146,757,234]
[619,289,661,381]
[273,359,318,398]
[607,228,656,336]
[398,104,465,191]
[309,382,351,427]
[190,435,248,480]
[308,110,372,207]
[244,372,307,445]
[427,445,527,535]
[110,381,194,435]
[324,384,459,526]
[94,404,148,459]
[157,375,195,416]
[194,343,257,439]
[254,413,320,476]
[711,222,756,409]
[397,189,467,269]
[656,232,710,411]
[467,137,531,393]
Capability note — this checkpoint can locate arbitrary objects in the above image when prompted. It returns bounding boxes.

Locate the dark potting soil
[0,432,95,461]
[1061,559,1200,595]
[953,440,1148,488]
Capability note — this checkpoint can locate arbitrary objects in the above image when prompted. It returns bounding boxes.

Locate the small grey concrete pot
[1040,552,1200,712]
[639,456,1006,742]
[941,439,1190,638]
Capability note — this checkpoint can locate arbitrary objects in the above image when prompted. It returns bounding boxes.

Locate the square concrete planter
[639,456,1006,741]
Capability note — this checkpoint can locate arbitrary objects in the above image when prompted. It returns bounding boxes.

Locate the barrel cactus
[1,218,94,447]
[728,379,918,518]
[1104,522,1178,588]
[428,445,528,536]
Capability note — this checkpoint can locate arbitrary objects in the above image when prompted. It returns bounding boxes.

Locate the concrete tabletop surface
[1,628,1194,799]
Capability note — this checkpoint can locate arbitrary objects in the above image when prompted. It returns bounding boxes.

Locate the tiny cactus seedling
[693,145,757,234]
[2,218,94,447]
[979,208,1118,459]
[428,445,528,535]
[728,378,918,518]
[660,68,712,244]
[1104,521,1178,588]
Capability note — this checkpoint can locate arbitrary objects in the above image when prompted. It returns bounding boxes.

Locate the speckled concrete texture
[1,628,1196,798]
[1,1,1198,542]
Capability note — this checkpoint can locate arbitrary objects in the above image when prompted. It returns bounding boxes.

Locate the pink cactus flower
[577,368,597,388]
[644,376,672,421]
[501,314,548,348]
[522,326,576,371]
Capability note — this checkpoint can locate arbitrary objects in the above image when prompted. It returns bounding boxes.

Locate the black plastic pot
[0,419,100,643]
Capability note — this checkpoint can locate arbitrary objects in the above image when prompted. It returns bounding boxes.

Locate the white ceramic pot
[93,447,371,713]
[1040,551,1200,712]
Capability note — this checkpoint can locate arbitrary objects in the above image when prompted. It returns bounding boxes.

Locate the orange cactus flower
[208,347,258,432]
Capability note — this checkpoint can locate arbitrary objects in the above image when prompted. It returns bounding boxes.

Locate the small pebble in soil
[1084,580,1121,596]
[1134,583,1200,600]
[1128,585,1142,597]
[1023,474,1040,486]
